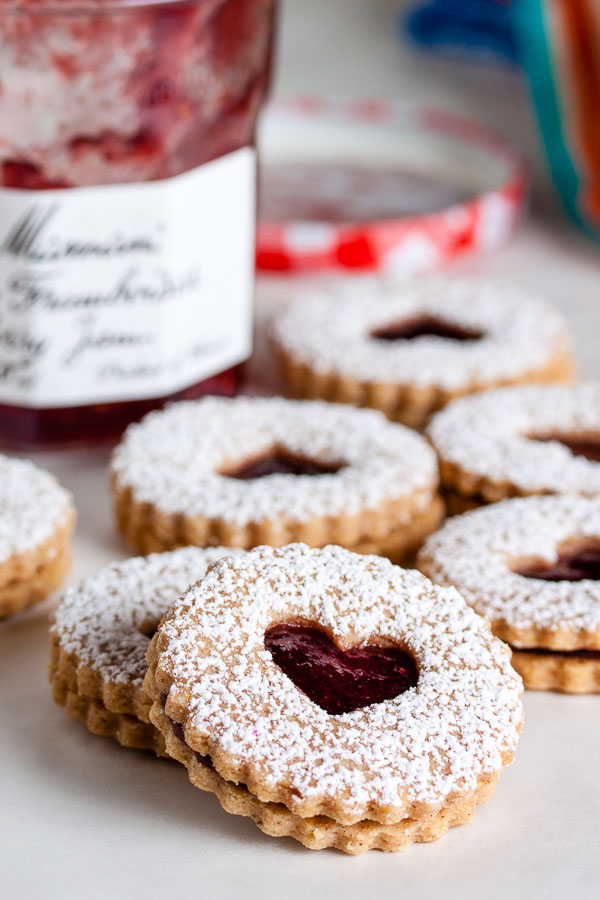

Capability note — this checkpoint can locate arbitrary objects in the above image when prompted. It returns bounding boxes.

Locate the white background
[2,2,600,898]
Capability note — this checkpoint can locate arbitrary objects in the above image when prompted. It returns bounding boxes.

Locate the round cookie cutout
[50,546,245,753]
[418,496,600,693]
[145,544,523,852]
[0,455,74,618]
[271,276,573,428]
[110,396,443,560]
[428,383,600,512]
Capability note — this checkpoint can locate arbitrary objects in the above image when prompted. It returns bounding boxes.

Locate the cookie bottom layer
[51,675,166,755]
[276,344,575,431]
[511,650,600,693]
[49,635,160,750]
[49,680,499,854]
[350,497,444,563]
[152,705,498,854]
[443,489,485,517]
[113,489,444,564]
[438,455,548,514]
[49,634,154,723]
[0,517,74,618]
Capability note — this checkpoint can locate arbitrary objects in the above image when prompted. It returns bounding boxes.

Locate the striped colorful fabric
[514,0,600,235]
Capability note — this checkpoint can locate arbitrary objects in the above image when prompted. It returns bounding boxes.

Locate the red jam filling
[0,0,276,448]
[0,368,242,449]
[264,623,418,715]
[1,161,69,190]
[371,316,483,343]
[166,713,214,769]
[515,544,600,581]
[224,452,342,479]
[532,434,600,463]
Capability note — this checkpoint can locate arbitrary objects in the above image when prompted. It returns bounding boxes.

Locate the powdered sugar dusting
[271,276,570,389]
[419,495,600,639]
[110,396,439,523]
[157,544,522,813]
[429,383,600,494]
[0,455,72,564]
[52,546,244,685]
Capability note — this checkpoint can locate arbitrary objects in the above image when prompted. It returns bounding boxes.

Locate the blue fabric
[404,1,518,65]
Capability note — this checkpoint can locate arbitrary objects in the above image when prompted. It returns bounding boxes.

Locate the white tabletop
[2,2,600,897]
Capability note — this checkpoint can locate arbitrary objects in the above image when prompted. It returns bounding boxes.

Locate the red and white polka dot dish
[256,97,527,274]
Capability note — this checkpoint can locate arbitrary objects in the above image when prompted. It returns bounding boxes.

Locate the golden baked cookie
[50,546,244,753]
[418,496,600,692]
[271,276,573,428]
[0,455,74,618]
[110,396,444,560]
[152,703,499,853]
[428,383,600,510]
[145,543,523,853]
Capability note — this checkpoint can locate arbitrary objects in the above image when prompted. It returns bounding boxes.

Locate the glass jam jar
[0,0,276,447]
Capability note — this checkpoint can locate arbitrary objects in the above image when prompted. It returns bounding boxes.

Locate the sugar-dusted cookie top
[0,454,73,564]
[429,383,600,497]
[146,543,523,825]
[419,495,600,649]
[53,546,245,689]
[111,396,438,524]
[272,276,572,389]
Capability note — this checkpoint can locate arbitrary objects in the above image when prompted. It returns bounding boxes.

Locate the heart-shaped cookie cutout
[515,543,600,582]
[224,451,341,480]
[265,623,418,715]
[532,434,600,463]
[371,316,483,343]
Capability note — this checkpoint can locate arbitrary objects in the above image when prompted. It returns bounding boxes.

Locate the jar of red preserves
[0,0,276,447]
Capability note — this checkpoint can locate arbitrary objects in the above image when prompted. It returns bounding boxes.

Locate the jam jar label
[0,147,255,407]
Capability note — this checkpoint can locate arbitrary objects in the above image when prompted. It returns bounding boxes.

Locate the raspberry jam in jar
[0,0,276,447]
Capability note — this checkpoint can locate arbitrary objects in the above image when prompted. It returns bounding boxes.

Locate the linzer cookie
[50,546,244,753]
[0,455,74,618]
[110,396,444,561]
[145,543,523,853]
[271,276,573,428]
[428,383,600,513]
[418,496,600,693]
